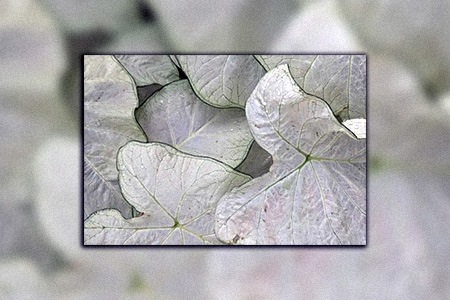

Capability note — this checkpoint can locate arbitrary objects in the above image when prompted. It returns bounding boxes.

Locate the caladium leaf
[84,142,251,245]
[136,80,253,168]
[114,55,179,86]
[175,55,266,108]
[84,55,146,219]
[215,64,366,245]
[256,55,366,121]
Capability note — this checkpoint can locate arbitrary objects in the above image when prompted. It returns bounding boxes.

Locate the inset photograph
[83,55,366,245]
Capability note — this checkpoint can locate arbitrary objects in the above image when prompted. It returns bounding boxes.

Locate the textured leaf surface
[84,142,251,245]
[215,65,366,245]
[256,55,366,121]
[115,55,179,86]
[84,55,146,219]
[136,80,253,167]
[175,55,266,108]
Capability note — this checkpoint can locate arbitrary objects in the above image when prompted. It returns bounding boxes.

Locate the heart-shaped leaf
[215,64,366,245]
[136,80,253,168]
[84,142,251,245]
[256,55,366,121]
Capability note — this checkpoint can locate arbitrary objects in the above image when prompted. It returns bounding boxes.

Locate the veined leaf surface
[84,55,146,219]
[175,55,266,108]
[85,142,251,245]
[115,55,179,86]
[256,55,366,121]
[136,80,253,168]
[215,64,366,245]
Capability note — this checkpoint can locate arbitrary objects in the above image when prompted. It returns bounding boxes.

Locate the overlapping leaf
[215,64,366,245]
[84,55,146,219]
[115,55,179,86]
[256,55,366,121]
[84,142,251,245]
[136,80,253,168]
[175,55,266,108]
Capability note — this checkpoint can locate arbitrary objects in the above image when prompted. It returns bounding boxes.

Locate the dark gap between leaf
[177,65,188,80]
[136,83,163,106]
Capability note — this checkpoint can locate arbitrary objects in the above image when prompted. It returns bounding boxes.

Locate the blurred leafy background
[1,0,449,298]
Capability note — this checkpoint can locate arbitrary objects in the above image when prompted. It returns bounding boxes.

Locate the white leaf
[176,55,266,108]
[215,64,366,245]
[85,142,250,245]
[136,80,253,167]
[256,55,366,121]
[115,55,179,86]
[84,55,146,218]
